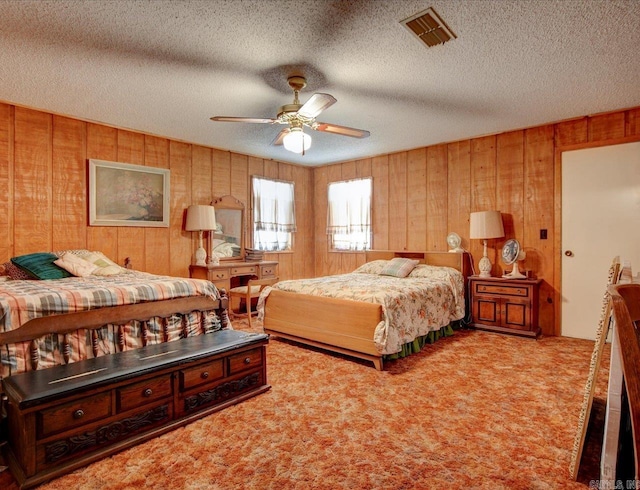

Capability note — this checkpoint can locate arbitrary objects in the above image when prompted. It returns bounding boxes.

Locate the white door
[561,141,640,340]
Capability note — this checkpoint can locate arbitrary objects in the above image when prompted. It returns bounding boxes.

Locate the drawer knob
[201,371,209,379]
[143,388,153,397]
[244,357,251,364]
[73,409,84,420]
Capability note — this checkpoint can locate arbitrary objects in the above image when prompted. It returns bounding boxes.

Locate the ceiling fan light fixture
[283,128,311,154]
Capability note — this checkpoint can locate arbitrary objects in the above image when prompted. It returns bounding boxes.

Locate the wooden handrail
[608,282,640,478]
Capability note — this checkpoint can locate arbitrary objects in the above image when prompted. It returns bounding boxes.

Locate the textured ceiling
[1,0,639,166]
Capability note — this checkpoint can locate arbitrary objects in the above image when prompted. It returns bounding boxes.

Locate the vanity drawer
[231,265,258,276]
[260,264,278,277]
[228,348,263,375]
[208,269,230,281]
[180,359,225,391]
[38,391,112,438]
[116,375,172,412]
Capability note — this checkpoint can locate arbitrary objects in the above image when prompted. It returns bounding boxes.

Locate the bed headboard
[365,250,472,278]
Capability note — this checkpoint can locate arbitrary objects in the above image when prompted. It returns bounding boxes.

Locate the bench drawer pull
[73,409,84,420]
[201,371,209,379]
[244,357,251,364]
[143,388,153,397]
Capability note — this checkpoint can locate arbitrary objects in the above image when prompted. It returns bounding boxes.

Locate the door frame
[553,134,640,336]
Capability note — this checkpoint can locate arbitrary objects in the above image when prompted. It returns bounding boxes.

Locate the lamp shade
[185,205,216,231]
[470,211,505,239]
[283,128,312,154]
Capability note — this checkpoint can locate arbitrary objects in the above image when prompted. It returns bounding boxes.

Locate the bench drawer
[116,375,172,412]
[180,359,225,391]
[228,348,263,375]
[38,392,111,438]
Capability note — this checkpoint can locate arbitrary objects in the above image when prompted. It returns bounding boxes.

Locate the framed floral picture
[89,159,170,227]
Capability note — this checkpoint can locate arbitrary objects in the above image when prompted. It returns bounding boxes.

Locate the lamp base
[478,255,493,278]
[194,246,207,267]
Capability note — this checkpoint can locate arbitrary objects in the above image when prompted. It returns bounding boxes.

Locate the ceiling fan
[210,76,370,155]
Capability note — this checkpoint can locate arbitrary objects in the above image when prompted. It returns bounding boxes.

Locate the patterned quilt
[0,272,223,376]
[258,262,465,355]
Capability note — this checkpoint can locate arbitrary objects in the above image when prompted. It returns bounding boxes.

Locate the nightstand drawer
[474,283,529,297]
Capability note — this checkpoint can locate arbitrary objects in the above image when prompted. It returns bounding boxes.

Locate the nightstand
[468,276,542,338]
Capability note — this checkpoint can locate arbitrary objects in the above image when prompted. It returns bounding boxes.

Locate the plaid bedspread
[0,272,223,377]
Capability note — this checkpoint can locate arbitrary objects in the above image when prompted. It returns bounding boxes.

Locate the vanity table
[189,261,278,292]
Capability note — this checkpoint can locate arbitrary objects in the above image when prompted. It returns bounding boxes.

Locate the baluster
[92,329,99,358]
[63,333,71,365]
[141,320,148,347]
[162,317,169,343]
[30,339,39,371]
[118,324,125,352]
[181,313,189,338]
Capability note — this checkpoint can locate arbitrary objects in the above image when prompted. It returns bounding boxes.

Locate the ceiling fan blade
[297,93,337,118]
[271,128,290,146]
[314,122,370,139]
[210,116,278,124]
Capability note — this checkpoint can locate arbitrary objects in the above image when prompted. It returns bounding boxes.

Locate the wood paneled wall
[2,100,639,336]
[313,107,640,336]
[0,103,314,280]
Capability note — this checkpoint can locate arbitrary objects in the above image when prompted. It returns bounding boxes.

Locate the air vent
[401,7,456,48]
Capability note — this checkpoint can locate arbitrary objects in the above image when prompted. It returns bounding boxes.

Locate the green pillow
[11,252,73,280]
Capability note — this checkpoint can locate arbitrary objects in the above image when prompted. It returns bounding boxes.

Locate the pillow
[54,253,100,277]
[53,249,92,259]
[11,252,73,280]
[1,261,34,280]
[81,251,129,276]
[353,260,390,275]
[379,258,419,278]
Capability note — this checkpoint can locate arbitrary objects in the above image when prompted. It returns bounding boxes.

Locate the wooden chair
[607,282,640,480]
[228,277,279,328]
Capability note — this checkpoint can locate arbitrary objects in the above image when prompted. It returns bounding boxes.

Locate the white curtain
[327,177,372,251]
[252,176,296,251]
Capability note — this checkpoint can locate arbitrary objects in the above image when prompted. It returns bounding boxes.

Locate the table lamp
[185,205,216,266]
[470,210,505,277]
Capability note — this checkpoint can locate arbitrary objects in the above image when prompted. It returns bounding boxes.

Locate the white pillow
[54,253,100,277]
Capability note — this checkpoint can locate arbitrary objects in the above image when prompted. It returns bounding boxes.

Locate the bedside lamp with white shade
[185,205,216,266]
[470,210,505,278]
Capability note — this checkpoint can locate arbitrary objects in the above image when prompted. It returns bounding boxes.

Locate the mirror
[210,195,245,261]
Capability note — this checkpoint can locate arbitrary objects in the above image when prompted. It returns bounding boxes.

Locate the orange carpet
[0,321,608,489]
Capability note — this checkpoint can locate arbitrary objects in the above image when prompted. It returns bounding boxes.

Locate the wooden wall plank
[144,135,171,275]
[14,107,52,255]
[524,125,555,335]
[627,108,640,136]
[314,166,328,276]
[246,156,264,251]
[0,103,13,262]
[388,152,407,251]
[276,163,295,280]
[426,144,448,251]
[52,116,86,252]
[86,123,118,258]
[325,164,343,275]
[371,155,389,251]
[230,153,248,207]
[447,140,471,261]
[589,112,625,142]
[116,130,145,268]
[355,158,371,178]
[169,141,192,277]
[556,118,588,147]
[191,145,212,205]
[407,148,427,251]
[496,131,525,261]
[212,149,231,197]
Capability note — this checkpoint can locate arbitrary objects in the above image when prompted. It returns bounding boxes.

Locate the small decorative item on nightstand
[501,239,527,279]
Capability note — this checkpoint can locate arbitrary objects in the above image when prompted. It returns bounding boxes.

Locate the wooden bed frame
[0,294,229,373]
[262,251,472,370]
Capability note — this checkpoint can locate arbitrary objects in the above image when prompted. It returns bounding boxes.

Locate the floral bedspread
[0,272,223,376]
[258,263,465,355]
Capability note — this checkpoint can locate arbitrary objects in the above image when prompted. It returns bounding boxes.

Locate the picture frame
[89,159,170,227]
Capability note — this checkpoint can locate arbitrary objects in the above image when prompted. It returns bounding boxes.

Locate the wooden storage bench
[2,329,270,489]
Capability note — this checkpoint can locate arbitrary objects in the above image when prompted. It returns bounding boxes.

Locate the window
[252,176,296,251]
[327,177,372,251]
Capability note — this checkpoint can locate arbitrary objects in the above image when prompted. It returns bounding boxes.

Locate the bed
[259,250,471,370]
[0,250,230,379]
